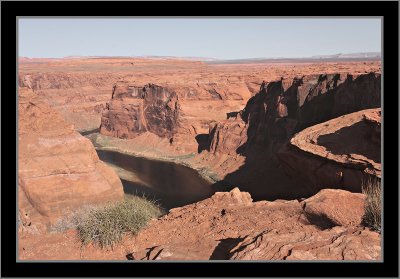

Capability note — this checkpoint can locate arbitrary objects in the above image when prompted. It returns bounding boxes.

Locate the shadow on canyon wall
[201,73,381,201]
[195,134,210,153]
[79,127,100,136]
[316,121,381,163]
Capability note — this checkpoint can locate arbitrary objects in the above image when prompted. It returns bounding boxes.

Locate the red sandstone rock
[239,73,381,153]
[129,188,379,261]
[277,108,381,193]
[18,89,124,231]
[18,188,380,260]
[100,83,180,140]
[229,226,380,260]
[203,73,380,199]
[17,59,382,261]
[208,119,248,155]
[301,189,366,228]
[207,72,380,158]
[19,58,380,138]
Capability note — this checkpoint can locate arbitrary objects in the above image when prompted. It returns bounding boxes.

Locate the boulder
[301,189,366,228]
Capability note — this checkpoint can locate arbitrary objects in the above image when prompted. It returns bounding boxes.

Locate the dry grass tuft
[51,195,163,248]
[361,177,381,233]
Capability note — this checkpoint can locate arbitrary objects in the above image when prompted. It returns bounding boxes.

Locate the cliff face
[18,88,124,232]
[239,72,381,153]
[206,72,381,197]
[100,83,180,140]
[18,72,119,131]
[277,108,381,193]
[209,72,380,155]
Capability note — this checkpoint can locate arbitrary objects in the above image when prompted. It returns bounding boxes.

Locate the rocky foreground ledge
[19,188,380,260]
[132,188,380,260]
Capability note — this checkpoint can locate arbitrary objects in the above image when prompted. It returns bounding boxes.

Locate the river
[96,149,215,210]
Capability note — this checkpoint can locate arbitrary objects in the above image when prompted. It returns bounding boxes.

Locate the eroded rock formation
[229,226,380,260]
[18,188,380,261]
[228,72,381,155]
[204,72,381,198]
[277,108,381,193]
[130,188,380,260]
[18,88,124,232]
[100,83,180,140]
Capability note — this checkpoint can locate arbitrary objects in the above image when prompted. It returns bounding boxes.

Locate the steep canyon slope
[19,58,381,201]
[199,72,381,199]
[18,88,124,233]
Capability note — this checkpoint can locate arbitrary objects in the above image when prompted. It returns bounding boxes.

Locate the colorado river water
[96,149,215,209]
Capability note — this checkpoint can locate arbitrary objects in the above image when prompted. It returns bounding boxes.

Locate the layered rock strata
[130,188,380,260]
[18,88,124,232]
[100,83,180,140]
[277,108,381,192]
[18,188,380,260]
[205,73,381,197]
[210,72,381,156]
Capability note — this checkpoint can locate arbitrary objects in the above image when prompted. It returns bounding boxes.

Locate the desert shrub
[361,177,381,232]
[50,206,93,233]
[51,195,163,248]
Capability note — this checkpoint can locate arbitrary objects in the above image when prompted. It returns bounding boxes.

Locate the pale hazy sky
[19,18,381,59]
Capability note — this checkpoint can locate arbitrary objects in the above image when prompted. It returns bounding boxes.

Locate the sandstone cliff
[18,88,124,232]
[277,108,381,193]
[19,58,380,140]
[211,72,380,155]
[100,83,180,140]
[204,72,381,198]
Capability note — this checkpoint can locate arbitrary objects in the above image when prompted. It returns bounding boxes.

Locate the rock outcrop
[229,226,380,260]
[19,58,380,151]
[300,189,366,228]
[204,73,381,198]
[206,73,380,158]
[277,108,381,193]
[18,88,124,232]
[208,118,248,155]
[100,83,180,140]
[130,188,380,260]
[18,188,381,260]
[235,72,380,154]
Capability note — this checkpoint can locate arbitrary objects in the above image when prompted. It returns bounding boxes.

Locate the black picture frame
[2,1,398,277]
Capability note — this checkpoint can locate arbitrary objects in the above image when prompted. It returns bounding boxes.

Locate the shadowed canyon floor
[96,149,214,210]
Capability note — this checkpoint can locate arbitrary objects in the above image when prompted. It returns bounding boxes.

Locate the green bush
[52,196,163,248]
[361,177,381,233]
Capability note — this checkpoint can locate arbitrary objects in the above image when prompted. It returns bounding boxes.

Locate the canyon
[18,57,382,260]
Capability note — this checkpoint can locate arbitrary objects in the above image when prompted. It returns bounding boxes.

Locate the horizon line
[19,51,382,61]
